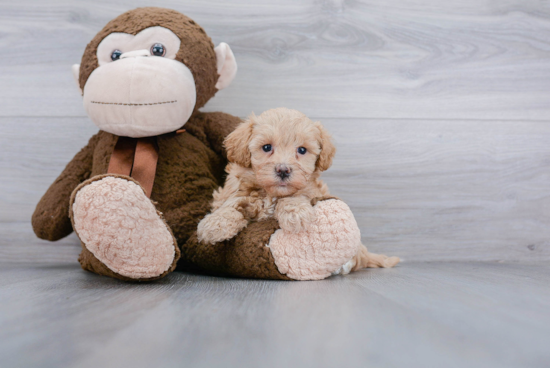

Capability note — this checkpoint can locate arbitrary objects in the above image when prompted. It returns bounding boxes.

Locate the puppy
[197,108,399,272]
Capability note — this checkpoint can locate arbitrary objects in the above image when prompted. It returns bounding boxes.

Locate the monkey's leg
[69,174,180,281]
[180,199,361,281]
[268,199,362,280]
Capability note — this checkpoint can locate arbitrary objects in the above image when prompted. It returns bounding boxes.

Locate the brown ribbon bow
[108,130,185,198]
[107,136,159,198]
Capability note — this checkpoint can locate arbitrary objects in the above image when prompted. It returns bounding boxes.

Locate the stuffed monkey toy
[32,7,362,281]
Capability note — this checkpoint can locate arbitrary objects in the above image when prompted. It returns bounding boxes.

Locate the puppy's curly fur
[197,108,399,272]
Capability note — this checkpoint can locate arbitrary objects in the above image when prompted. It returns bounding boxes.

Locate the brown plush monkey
[32,7,363,281]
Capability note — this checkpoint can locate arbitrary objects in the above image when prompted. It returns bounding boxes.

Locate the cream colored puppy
[197,108,399,271]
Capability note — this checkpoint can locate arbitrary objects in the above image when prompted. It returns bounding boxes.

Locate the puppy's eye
[262,144,272,152]
[151,43,166,57]
[111,49,122,61]
[297,147,307,155]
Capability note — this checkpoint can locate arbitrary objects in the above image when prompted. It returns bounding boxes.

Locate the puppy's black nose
[275,164,292,180]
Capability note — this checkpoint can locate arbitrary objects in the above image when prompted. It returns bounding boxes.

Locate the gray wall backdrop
[1,0,550,263]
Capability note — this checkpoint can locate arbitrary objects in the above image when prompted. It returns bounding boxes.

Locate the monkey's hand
[197,207,249,245]
[32,133,99,241]
[275,197,315,233]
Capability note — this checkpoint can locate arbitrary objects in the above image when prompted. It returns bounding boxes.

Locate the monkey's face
[80,27,195,137]
[73,11,237,138]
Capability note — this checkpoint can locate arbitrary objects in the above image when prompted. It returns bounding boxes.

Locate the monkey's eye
[297,147,307,155]
[151,43,166,57]
[262,144,272,152]
[111,50,122,61]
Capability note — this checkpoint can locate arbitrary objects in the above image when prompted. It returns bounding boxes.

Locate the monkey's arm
[32,134,99,241]
[192,112,242,159]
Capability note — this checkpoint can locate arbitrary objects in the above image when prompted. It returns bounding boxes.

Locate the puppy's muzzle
[275,164,292,180]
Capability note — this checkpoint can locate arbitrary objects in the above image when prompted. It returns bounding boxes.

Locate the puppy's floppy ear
[224,118,254,167]
[315,122,336,172]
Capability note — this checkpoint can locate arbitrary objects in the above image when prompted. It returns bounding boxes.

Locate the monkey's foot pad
[70,175,178,280]
[269,199,361,281]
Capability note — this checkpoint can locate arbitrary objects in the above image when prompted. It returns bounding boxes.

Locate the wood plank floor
[1,261,549,368]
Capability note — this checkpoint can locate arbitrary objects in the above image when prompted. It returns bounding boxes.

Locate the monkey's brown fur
[79,7,218,112]
[32,8,291,281]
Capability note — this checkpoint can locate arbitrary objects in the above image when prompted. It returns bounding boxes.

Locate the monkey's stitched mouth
[91,100,177,106]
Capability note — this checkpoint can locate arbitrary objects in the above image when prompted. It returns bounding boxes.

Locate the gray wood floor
[1,261,549,368]
[1,0,550,367]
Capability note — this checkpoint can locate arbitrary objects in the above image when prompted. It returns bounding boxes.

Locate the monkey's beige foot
[70,175,179,281]
[268,199,361,280]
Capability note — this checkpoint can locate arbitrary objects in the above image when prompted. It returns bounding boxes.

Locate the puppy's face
[225,108,336,197]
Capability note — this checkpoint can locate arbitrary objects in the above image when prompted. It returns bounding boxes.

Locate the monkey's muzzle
[82,56,196,138]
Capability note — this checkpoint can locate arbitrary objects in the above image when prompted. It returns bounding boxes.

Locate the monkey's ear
[214,42,237,90]
[71,64,82,94]
[315,122,336,172]
[224,119,254,168]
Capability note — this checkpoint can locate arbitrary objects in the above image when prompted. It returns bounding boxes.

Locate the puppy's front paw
[197,207,248,245]
[275,200,315,233]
